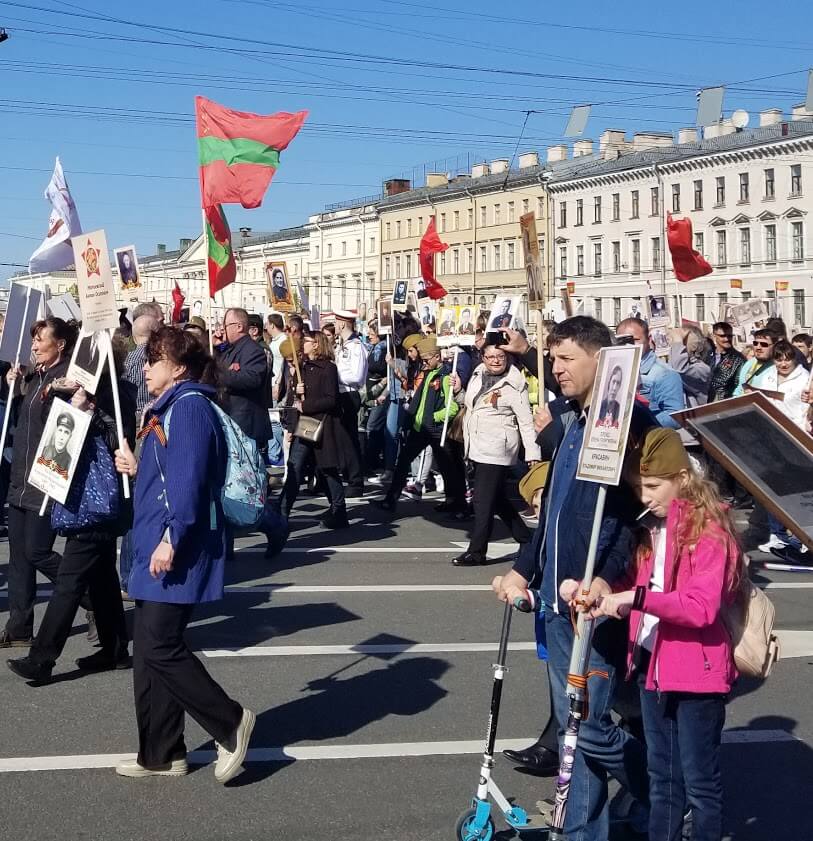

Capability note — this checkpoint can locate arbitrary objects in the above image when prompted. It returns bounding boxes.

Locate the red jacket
[627,498,738,694]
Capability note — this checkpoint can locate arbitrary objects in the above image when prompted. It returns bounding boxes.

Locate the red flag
[419,217,449,300]
[204,203,237,297]
[667,214,712,282]
[171,282,185,323]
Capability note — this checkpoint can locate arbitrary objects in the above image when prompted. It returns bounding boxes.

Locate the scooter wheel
[455,807,494,841]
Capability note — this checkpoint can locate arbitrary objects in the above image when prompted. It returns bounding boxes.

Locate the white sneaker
[368,471,393,486]
[116,757,188,778]
[214,708,256,784]
[759,534,788,554]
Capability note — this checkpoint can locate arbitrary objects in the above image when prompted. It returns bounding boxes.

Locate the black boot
[321,508,349,529]
[7,656,53,685]
[76,644,132,672]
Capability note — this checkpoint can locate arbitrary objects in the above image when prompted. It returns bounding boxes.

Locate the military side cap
[279,338,295,359]
[518,461,550,507]
[416,337,439,357]
[402,333,422,351]
[631,427,690,478]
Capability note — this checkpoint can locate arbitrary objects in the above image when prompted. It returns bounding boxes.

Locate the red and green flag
[195,95,308,209]
[205,203,237,297]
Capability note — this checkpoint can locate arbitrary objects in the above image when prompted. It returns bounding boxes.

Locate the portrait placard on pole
[66,328,106,394]
[520,212,545,310]
[47,293,82,323]
[71,229,119,332]
[577,345,642,485]
[267,261,294,312]
[392,279,409,313]
[113,244,142,294]
[0,283,45,365]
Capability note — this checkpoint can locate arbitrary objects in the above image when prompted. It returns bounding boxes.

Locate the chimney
[573,139,594,157]
[156,243,166,256]
[471,162,491,178]
[632,132,674,151]
[490,158,509,174]
[179,237,192,251]
[599,129,627,160]
[760,108,783,127]
[383,178,411,196]
[546,144,568,163]
[426,172,449,188]
[704,119,737,139]
[791,103,813,121]
[518,151,539,169]
[237,228,252,240]
[678,127,698,144]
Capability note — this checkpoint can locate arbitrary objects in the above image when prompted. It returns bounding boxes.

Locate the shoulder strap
[163,390,207,440]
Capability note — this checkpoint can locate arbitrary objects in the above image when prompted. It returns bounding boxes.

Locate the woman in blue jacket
[114,326,254,783]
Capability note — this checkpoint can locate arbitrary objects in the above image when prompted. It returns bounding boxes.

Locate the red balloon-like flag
[419,217,449,300]
[667,213,713,282]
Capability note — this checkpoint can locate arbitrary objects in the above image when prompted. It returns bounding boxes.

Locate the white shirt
[763,364,810,430]
[335,334,368,392]
[640,524,667,652]
[269,333,286,390]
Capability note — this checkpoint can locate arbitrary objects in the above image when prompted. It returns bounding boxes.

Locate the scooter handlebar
[513,595,533,613]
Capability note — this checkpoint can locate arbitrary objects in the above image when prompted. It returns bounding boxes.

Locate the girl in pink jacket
[591,427,742,841]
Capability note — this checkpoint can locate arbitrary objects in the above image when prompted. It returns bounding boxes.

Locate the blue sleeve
[165,398,219,555]
[594,511,634,586]
[652,369,684,429]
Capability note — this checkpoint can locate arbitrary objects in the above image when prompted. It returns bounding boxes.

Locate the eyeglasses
[223,322,241,329]
[753,340,774,348]
[714,333,732,340]
[483,355,506,362]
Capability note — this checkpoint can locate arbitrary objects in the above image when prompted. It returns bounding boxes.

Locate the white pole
[439,346,460,448]
[104,330,130,499]
[0,286,32,459]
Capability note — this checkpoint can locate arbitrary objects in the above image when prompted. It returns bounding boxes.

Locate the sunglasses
[753,340,773,348]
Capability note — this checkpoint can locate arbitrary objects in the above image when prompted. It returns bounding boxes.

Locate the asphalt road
[1,492,812,841]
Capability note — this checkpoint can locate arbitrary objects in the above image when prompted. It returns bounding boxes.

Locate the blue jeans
[639,677,726,841]
[545,610,649,841]
[767,513,803,550]
[267,415,284,464]
[384,400,404,471]
[366,402,388,472]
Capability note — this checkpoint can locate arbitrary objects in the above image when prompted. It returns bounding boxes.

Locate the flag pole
[0,286,32,464]
[104,329,130,500]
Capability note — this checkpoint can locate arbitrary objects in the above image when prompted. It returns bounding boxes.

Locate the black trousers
[337,391,364,491]
[28,534,127,667]
[133,600,243,767]
[5,504,62,639]
[387,427,466,509]
[280,437,345,518]
[467,462,530,556]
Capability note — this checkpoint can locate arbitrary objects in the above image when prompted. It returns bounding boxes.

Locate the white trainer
[115,758,188,778]
[758,534,788,554]
[214,708,256,784]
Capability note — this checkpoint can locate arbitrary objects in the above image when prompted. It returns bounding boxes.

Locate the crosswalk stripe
[203,642,539,657]
[0,730,799,773]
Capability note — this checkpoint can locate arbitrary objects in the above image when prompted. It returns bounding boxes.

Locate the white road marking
[203,642,538,657]
[227,584,492,593]
[236,546,459,554]
[775,629,813,659]
[0,730,800,774]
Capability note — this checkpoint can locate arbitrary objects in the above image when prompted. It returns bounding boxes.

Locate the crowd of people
[0,295,809,831]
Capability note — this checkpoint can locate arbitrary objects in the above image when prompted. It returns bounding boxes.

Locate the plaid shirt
[123,342,150,417]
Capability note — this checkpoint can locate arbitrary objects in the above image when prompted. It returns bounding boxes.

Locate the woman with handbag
[112,326,254,782]
[7,359,136,684]
[449,344,540,566]
[279,331,348,528]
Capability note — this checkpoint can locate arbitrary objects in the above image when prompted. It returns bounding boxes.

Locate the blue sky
[1,0,812,274]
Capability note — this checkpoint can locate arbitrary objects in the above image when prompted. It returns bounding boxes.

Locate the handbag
[294,413,324,443]
[51,434,121,535]
[447,406,466,443]
[722,576,780,678]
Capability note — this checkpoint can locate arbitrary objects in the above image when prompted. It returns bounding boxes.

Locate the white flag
[28,157,82,274]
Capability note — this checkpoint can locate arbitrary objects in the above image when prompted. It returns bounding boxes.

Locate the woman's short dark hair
[30,316,78,356]
[773,339,797,362]
[146,326,216,384]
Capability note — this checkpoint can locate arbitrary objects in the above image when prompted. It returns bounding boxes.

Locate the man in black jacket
[216,308,272,449]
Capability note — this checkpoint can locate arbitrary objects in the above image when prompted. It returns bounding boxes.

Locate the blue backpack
[165,392,267,528]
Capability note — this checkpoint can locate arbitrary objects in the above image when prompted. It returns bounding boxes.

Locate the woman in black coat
[279,331,347,528]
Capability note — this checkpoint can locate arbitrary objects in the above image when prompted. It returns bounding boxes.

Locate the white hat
[333,309,356,321]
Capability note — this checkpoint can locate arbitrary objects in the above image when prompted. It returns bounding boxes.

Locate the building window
[466,247,473,271]
[494,244,501,270]
[764,168,775,199]
[794,288,806,325]
[340,278,347,309]
[356,238,361,255]
[792,221,804,261]
[384,256,391,280]
[314,244,320,260]
[651,186,659,216]
[593,195,601,223]
[631,190,640,219]
[560,202,567,228]
[791,164,803,196]
[522,198,530,215]
[453,210,460,230]
[537,197,544,218]
[480,206,487,227]
[439,214,445,233]
[507,201,515,223]
[507,241,515,269]
[595,297,603,321]
[394,255,400,278]
[494,204,501,225]
[631,239,641,272]
[765,224,777,263]
[453,248,460,274]
[385,222,391,240]
[612,241,621,273]
[741,290,752,301]
[695,294,706,322]
[576,245,584,275]
[396,221,401,238]
[324,283,332,309]
[613,297,622,326]
[407,219,412,237]
[341,241,347,256]
[327,243,333,258]
[716,230,727,266]
[739,173,750,203]
[439,252,446,275]
[576,199,583,226]
[651,236,661,271]
[716,176,725,206]
[694,231,704,256]
[467,208,473,229]
[538,236,545,266]
[739,228,751,265]
[718,292,728,312]
[480,245,487,272]
[559,246,567,279]
[593,243,602,276]
[405,254,412,276]
[369,236,375,253]
[672,184,681,213]
[693,179,703,210]
[418,216,424,231]
[611,193,620,221]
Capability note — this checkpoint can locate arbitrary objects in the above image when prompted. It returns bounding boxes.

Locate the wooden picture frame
[673,392,813,551]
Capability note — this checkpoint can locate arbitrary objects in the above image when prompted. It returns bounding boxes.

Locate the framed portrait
[674,393,813,550]
[418,299,436,332]
[646,294,670,328]
[0,283,45,366]
[456,305,477,345]
[520,212,545,310]
[414,277,428,300]
[437,306,458,338]
[392,280,409,312]
[67,328,106,394]
[114,245,142,293]
[578,345,642,486]
[377,299,393,335]
[488,295,519,332]
[71,229,119,332]
[651,326,671,356]
[27,398,93,505]
[266,262,294,312]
